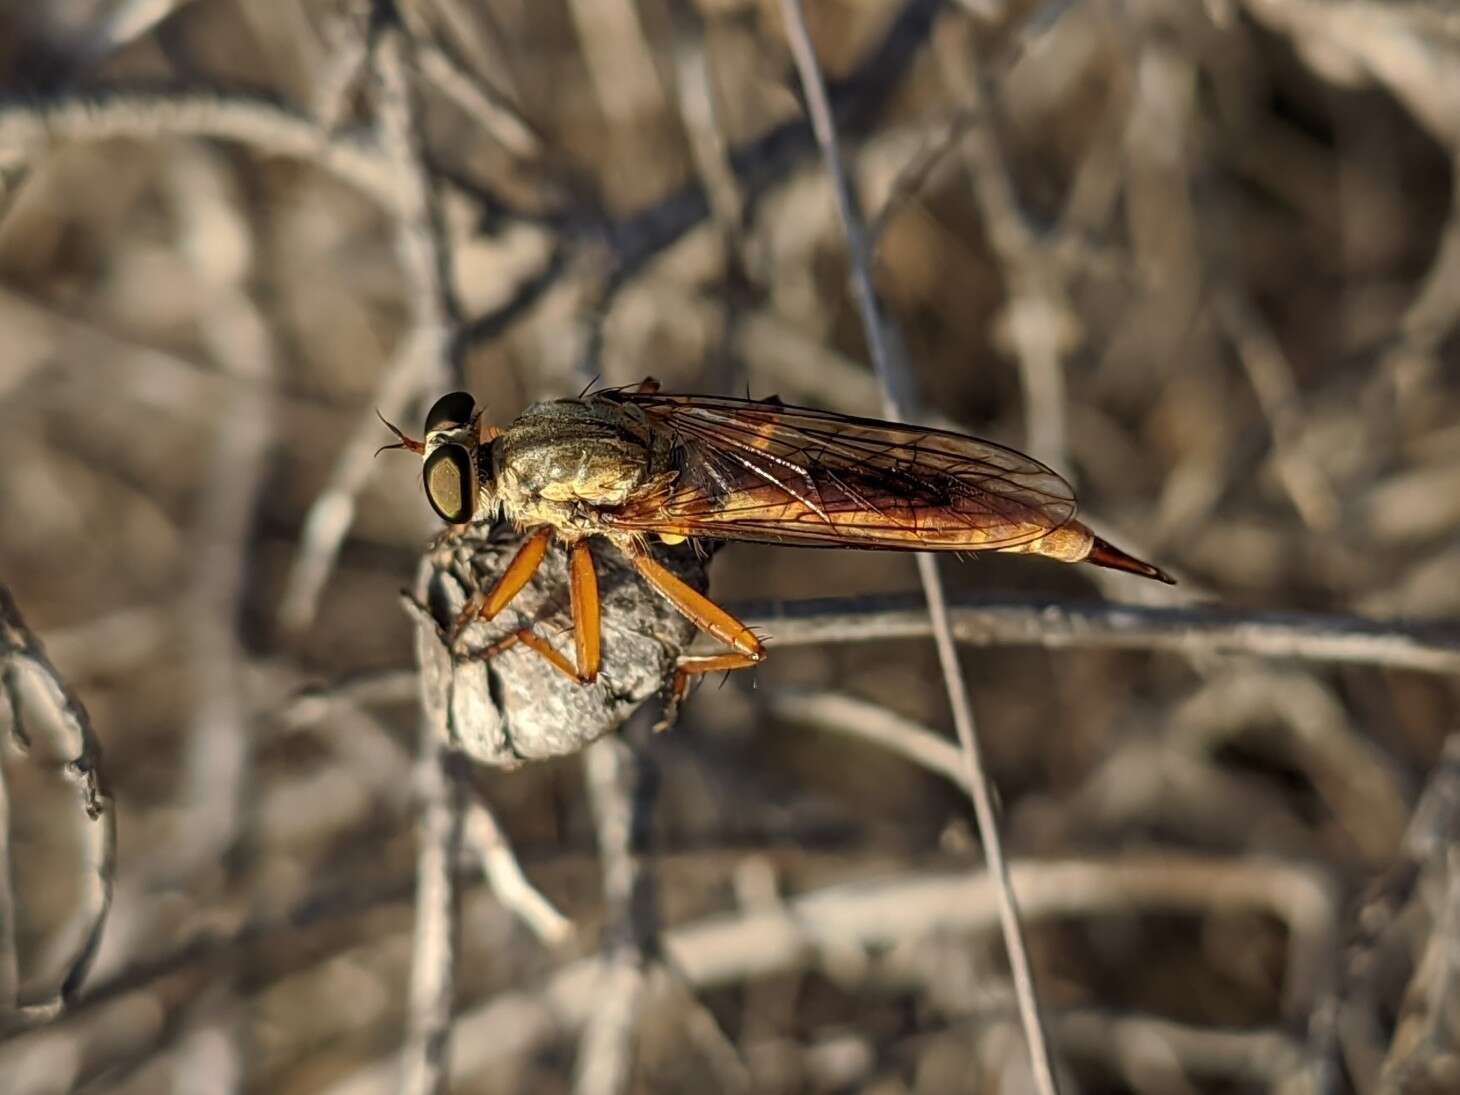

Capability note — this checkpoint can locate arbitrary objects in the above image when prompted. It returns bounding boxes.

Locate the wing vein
[599,390,1077,551]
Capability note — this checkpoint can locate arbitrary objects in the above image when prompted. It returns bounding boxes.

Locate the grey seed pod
[410,525,709,767]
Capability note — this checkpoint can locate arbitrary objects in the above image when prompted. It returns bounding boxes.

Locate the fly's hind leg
[624,544,766,729]
[658,652,763,731]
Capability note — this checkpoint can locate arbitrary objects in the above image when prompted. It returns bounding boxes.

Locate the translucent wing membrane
[600,391,1078,551]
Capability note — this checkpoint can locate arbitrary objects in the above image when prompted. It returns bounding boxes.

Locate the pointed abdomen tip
[1086,536,1176,585]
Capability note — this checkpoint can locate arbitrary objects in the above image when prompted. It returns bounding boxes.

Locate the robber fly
[382,378,1173,705]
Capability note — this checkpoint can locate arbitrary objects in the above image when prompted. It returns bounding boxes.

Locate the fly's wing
[598,391,1077,551]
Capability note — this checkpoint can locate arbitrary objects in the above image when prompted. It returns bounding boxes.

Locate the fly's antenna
[375,409,425,457]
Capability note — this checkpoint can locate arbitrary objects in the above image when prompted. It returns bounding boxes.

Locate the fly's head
[378,391,499,525]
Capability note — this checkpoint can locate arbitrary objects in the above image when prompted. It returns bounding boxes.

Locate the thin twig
[381,15,473,1082]
[413,39,542,159]
[399,735,465,1095]
[662,0,743,247]
[1051,1008,1311,1089]
[313,0,372,130]
[321,852,1335,1094]
[74,0,202,69]
[0,678,15,1013]
[401,560,467,1095]
[765,689,969,791]
[280,18,457,634]
[574,732,656,1095]
[566,0,666,134]
[1171,667,1409,862]
[933,18,1076,474]
[1342,735,1460,1090]
[1213,287,1339,531]
[777,2,1060,1089]
[159,139,279,1090]
[0,93,403,209]
[0,586,114,1011]
[172,147,273,878]
[735,591,1460,674]
[464,798,574,948]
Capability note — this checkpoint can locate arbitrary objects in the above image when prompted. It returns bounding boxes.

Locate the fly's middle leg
[454,528,600,685]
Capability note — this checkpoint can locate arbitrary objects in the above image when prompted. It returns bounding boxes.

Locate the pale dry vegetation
[2,1,1460,1093]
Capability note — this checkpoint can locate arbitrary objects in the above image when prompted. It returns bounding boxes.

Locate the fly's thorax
[495,399,654,510]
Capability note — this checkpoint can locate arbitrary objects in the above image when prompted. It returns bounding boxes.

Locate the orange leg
[450,526,551,644]
[652,652,764,733]
[627,547,765,660]
[568,539,601,683]
[626,545,766,729]
[462,532,599,685]
[481,628,580,682]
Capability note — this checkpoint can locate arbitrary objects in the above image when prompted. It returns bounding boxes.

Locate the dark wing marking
[596,391,1077,551]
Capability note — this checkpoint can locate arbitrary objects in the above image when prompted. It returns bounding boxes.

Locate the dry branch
[280,16,459,634]
[322,852,1336,1094]
[779,0,1058,1088]
[738,591,1460,674]
[0,586,113,1022]
[574,735,656,1095]
[1342,736,1460,1091]
[2,0,1458,1089]
[399,667,464,1095]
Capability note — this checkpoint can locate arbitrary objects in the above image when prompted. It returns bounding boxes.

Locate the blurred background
[1,0,1459,1091]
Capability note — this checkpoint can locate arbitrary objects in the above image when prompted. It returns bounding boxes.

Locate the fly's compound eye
[423,444,476,524]
[424,391,477,434]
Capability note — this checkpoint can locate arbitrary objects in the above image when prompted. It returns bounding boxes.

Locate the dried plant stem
[0,93,402,209]
[174,147,273,876]
[0,700,15,1014]
[737,591,1460,675]
[934,17,1075,474]
[75,0,201,70]
[574,736,655,1095]
[766,689,969,790]
[412,40,541,159]
[165,147,274,1081]
[401,553,467,1095]
[778,2,1059,1091]
[282,19,457,634]
[0,586,113,1014]
[1346,735,1460,1090]
[319,853,1334,1094]
[400,731,465,1095]
[464,800,573,948]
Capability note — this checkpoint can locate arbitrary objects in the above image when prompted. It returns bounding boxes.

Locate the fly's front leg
[450,526,552,647]
[624,543,766,728]
[456,530,602,686]
[479,628,579,680]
